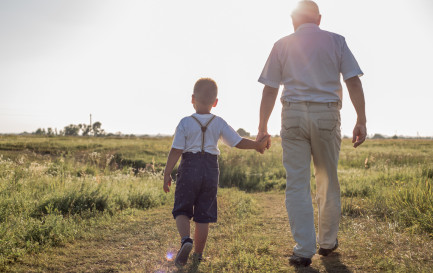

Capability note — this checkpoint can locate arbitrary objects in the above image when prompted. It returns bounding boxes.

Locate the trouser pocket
[281,117,301,140]
[318,119,340,141]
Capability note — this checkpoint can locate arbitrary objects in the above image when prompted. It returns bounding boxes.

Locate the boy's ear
[212,98,218,107]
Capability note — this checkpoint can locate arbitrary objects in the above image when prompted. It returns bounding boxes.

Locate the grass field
[0,135,432,272]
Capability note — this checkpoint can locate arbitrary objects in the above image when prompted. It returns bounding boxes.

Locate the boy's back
[172,113,242,155]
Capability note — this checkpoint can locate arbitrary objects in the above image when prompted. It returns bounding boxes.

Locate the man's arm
[257,85,279,149]
[163,148,183,192]
[345,76,367,148]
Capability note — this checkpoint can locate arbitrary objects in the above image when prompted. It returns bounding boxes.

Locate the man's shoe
[289,254,312,267]
[318,238,338,256]
[174,238,193,267]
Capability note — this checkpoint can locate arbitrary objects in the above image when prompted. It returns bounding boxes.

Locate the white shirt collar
[296,23,320,32]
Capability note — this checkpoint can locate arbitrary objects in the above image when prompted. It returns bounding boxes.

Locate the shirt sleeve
[258,43,282,88]
[340,38,364,81]
[171,121,186,150]
[220,122,242,147]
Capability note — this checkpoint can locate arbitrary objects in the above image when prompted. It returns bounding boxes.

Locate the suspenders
[191,115,216,154]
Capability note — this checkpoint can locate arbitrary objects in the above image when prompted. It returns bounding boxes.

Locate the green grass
[0,151,173,269]
[0,135,432,270]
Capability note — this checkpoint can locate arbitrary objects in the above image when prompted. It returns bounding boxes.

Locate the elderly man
[257,0,366,267]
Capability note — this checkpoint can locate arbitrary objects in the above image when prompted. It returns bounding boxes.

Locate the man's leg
[281,109,316,259]
[194,222,209,254]
[310,108,341,249]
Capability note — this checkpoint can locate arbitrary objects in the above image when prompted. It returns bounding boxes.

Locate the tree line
[34,122,105,136]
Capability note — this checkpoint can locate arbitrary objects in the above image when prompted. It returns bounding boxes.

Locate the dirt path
[10,192,433,272]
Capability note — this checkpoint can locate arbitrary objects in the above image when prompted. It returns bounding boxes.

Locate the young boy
[163,78,269,267]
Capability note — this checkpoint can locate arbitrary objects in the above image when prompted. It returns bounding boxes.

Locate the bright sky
[1,0,433,137]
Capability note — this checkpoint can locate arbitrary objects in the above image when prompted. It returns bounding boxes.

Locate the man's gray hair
[291,0,320,21]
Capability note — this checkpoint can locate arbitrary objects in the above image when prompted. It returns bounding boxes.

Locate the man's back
[259,23,363,103]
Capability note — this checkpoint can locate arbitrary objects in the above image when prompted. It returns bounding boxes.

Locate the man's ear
[212,98,218,107]
[191,94,195,104]
[316,15,321,26]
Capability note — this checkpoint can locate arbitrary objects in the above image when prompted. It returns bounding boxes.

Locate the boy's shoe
[174,238,193,267]
[289,254,312,267]
[318,238,338,256]
[191,252,203,264]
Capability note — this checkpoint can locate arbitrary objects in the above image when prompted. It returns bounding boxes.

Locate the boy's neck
[194,105,212,115]
[195,110,212,115]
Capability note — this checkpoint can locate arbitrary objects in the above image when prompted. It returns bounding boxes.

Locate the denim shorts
[172,152,219,223]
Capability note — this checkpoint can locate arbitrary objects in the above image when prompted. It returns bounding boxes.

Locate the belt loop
[282,99,290,107]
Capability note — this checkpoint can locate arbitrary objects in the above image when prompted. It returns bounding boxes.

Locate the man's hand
[163,175,172,193]
[256,134,271,154]
[352,123,367,148]
[345,76,366,148]
[256,132,271,153]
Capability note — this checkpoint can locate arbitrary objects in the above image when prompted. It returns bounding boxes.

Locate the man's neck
[293,22,319,31]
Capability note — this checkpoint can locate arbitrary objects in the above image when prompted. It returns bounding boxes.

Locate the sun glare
[166,251,174,261]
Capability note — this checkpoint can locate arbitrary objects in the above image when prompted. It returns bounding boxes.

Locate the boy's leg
[174,215,193,267]
[194,222,209,254]
[176,215,191,239]
[191,153,218,257]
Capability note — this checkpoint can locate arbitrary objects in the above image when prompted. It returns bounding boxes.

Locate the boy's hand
[256,132,271,150]
[163,175,172,193]
[256,135,270,154]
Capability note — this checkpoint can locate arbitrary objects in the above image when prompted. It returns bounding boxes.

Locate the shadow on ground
[320,252,351,273]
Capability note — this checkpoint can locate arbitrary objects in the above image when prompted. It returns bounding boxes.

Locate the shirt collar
[296,23,320,32]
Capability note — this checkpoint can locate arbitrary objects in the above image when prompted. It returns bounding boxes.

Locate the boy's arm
[235,135,270,153]
[163,148,183,193]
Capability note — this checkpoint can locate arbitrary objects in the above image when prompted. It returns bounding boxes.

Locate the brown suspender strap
[191,115,216,154]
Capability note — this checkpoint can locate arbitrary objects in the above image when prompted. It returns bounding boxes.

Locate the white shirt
[258,23,363,103]
[171,113,242,155]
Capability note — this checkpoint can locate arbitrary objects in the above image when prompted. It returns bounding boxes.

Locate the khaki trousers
[281,101,341,258]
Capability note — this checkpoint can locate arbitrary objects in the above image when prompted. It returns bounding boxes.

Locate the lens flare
[166,251,174,261]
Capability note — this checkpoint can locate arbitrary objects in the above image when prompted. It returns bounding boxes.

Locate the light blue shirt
[259,23,363,103]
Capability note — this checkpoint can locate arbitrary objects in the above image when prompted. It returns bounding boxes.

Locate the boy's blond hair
[193,78,218,105]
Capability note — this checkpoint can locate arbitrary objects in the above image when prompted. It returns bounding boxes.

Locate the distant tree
[64,124,80,136]
[34,128,46,135]
[81,124,92,136]
[92,122,105,136]
[237,128,250,137]
[47,128,54,136]
[372,133,385,139]
[392,135,398,139]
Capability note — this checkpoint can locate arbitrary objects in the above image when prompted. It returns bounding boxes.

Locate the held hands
[163,175,172,193]
[352,123,367,148]
[255,132,271,154]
